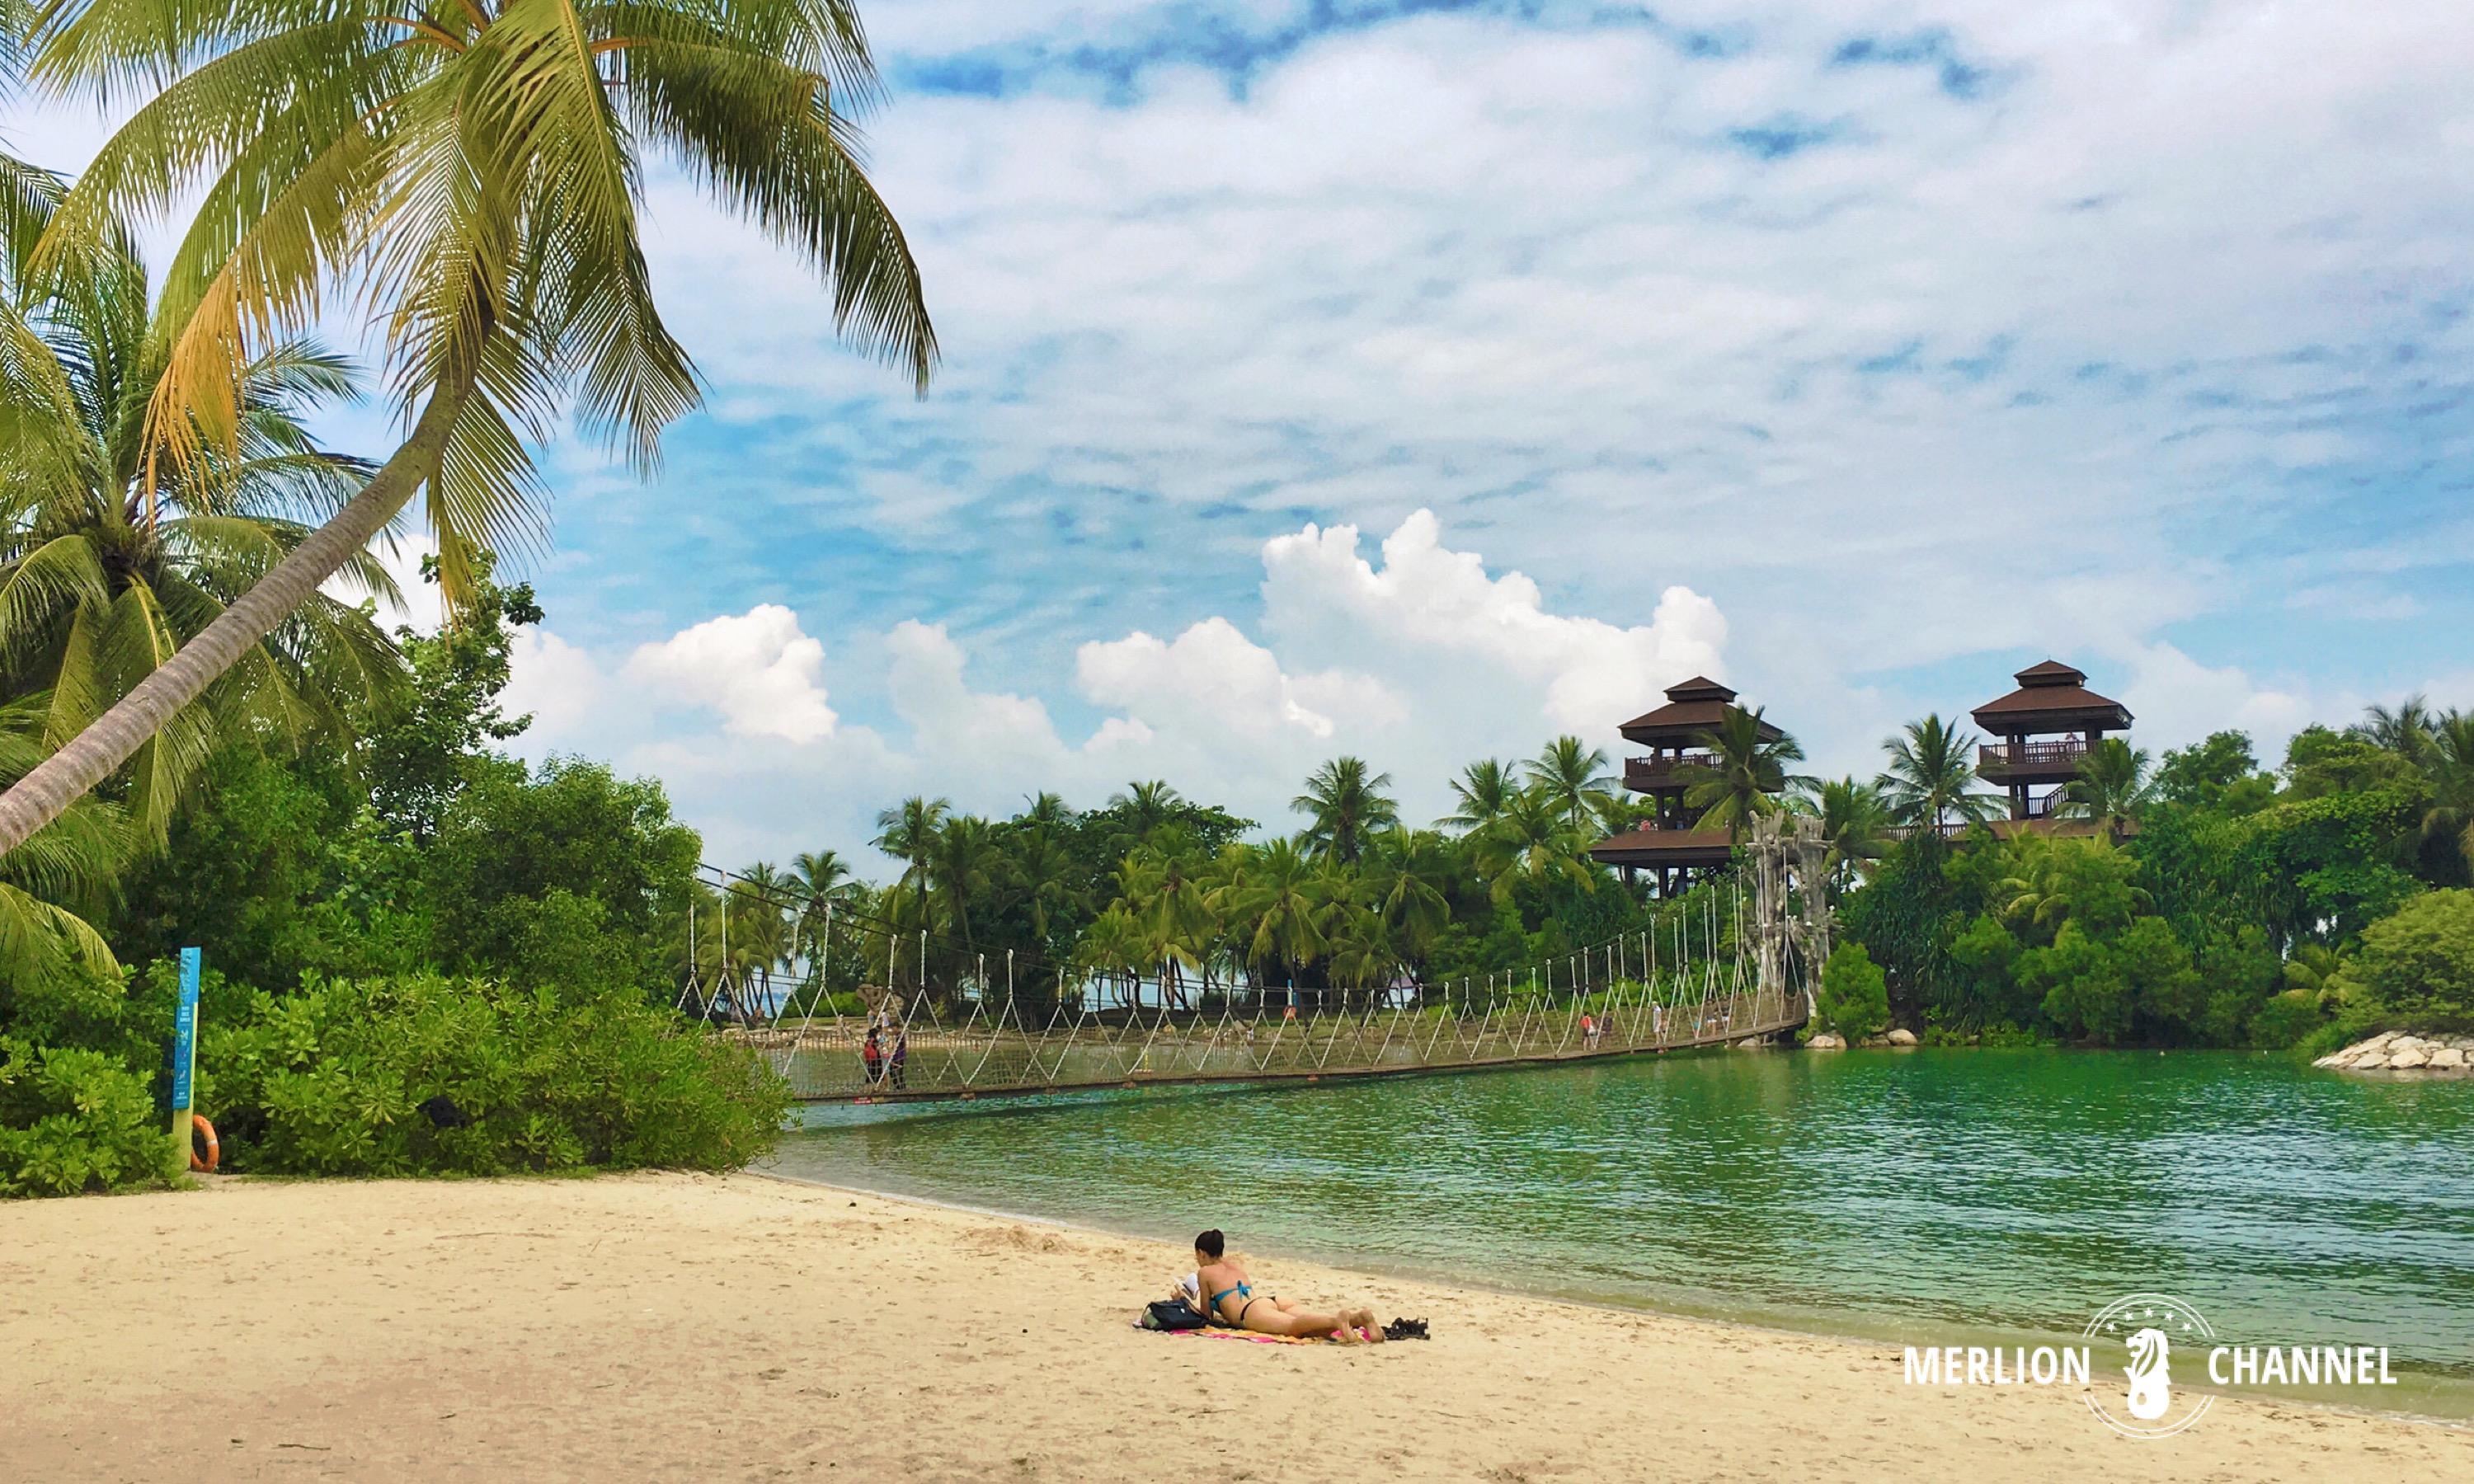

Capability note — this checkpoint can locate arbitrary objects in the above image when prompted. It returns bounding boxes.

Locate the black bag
[1143,1298,1208,1331]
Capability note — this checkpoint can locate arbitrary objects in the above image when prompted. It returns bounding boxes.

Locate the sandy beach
[3,1172,2467,1482]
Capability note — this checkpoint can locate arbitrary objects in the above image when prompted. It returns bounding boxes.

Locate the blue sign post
[170,947,200,1166]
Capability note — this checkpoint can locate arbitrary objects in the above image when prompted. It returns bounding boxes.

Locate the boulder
[2427,1046,2467,1069]
[2389,1036,2426,1054]
[1886,1028,1918,1047]
[1807,1032,1846,1050]
[2357,1031,2401,1054]
[2388,1047,2432,1069]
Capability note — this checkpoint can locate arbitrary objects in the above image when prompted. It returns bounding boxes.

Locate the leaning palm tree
[1292,755,1399,866]
[1524,735,1616,835]
[2057,737,2154,839]
[1677,705,1806,843]
[1878,714,1997,832]
[1439,758,1517,834]
[1,0,936,857]
[0,204,404,848]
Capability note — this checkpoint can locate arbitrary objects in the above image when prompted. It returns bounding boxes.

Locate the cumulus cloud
[506,510,1730,863]
[619,605,840,744]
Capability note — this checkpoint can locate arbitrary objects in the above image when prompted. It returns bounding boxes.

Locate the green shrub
[1816,942,1891,1040]
[2247,990,2326,1051]
[0,1039,174,1197]
[2350,889,2474,1033]
[199,974,791,1177]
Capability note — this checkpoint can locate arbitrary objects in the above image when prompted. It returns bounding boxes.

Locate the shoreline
[754,1168,2474,1431]
[7,1172,2472,1482]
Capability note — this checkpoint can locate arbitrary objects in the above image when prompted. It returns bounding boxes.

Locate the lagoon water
[770,1048,2474,1415]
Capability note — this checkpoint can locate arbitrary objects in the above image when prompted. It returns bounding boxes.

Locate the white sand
[2,1172,2467,1481]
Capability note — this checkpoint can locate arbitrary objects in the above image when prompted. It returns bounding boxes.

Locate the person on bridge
[887,1025,909,1090]
[1191,1229,1383,1344]
[863,1026,884,1086]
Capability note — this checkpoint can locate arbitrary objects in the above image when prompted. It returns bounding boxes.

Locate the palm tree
[1361,827,1451,970]
[0,719,124,987]
[924,815,1000,969]
[2355,695,2434,762]
[2283,942,2354,1012]
[2415,711,2474,876]
[872,796,949,893]
[1470,787,1593,907]
[730,862,793,1012]
[1440,758,1517,834]
[1,0,936,857]
[1678,705,1806,842]
[1214,838,1332,998]
[1797,777,1893,893]
[1005,809,1084,946]
[2058,738,2155,839]
[788,848,853,967]
[1524,735,1616,835]
[1116,825,1213,1005]
[0,176,404,847]
[1108,779,1183,843]
[1293,756,1399,865]
[1878,714,1996,831]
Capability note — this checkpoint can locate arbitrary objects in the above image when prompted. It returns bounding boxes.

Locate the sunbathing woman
[1191,1229,1383,1343]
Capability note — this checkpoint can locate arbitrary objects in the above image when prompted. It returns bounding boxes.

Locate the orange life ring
[190,1113,219,1172]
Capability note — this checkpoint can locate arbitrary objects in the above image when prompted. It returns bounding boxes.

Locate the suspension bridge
[679,815,1835,1105]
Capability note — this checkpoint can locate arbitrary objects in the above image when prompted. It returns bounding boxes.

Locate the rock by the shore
[2317,1031,2474,1077]
[1806,1031,1846,1050]
[1886,1028,1918,1047]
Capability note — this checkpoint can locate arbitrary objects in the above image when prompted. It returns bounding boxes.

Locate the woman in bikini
[1189,1229,1383,1343]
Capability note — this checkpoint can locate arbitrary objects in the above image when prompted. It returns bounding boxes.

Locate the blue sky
[16,1,2474,868]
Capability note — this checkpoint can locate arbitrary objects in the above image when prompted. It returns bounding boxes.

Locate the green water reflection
[769,1048,2474,1415]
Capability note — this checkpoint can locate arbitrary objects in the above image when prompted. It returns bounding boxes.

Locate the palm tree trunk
[0,381,470,857]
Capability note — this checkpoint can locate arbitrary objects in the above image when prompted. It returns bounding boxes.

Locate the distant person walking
[888,1026,909,1091]
[863,1025,884,1086]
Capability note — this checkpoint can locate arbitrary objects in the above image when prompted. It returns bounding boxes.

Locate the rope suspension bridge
[677,816,1834,1105]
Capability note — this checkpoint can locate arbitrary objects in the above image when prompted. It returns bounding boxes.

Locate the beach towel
[1131,1320,1368,1345]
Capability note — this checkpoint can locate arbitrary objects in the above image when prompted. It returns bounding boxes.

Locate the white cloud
[502,510,1733,864]
[618,605,840,744]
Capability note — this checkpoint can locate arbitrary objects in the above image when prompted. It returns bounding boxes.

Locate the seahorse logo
[2124,1327,2171,1420]
[2083,1294,2214,1439]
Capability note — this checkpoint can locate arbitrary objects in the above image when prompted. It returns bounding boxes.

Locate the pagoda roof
[1617,676,1782,745]
[1970,658,2131,731]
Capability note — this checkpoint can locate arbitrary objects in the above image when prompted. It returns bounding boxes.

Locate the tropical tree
[1440,758,1517,834]
[1,0,937,857]
[1215,837,1332,997]
[1879,714,1997,831]
[0,721,123,987]
[1108,780,1183,843]
[872,796,948,893]
[729,861,793,1007]
[1361,827,1452,971]
[2354,695,2434,761]
[2058,737,2155,838]
[1798,777,1893,893]
[1117,825,1214,1005]
[789,848,853,965]
[1678,705,1806,842]
[0,175,404,848]
[1523,735,1616,835]
[1293,756,1398,865]
[2414,711,2474,876]
[1004,801,1084,946]
[1470,787,1592,907]
[924,814,1002,969]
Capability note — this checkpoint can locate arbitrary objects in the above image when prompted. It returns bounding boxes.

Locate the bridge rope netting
[675,816,1830,1103]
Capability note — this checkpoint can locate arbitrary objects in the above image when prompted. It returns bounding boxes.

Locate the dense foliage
[2,566,779,1196]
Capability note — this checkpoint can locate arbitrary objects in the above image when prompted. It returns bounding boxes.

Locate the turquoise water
[768,1048,2474,1416]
